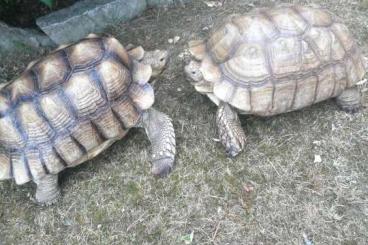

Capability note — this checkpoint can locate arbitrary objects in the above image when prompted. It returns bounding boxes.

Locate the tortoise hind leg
[216,102,246,157]
[336,87,362,113]
[34,174,60,205]
[137,108,176,177]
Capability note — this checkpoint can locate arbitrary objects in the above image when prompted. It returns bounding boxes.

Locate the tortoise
[0,34,176,205]
[185,5,366,157]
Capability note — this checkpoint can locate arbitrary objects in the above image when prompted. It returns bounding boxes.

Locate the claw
[151,158,173,178]
[341,104,361,114]
[226,145,242,158]
[35,188,61,206]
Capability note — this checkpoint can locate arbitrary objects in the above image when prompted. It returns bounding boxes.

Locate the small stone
[173,36,180,44]
[97,224,102,229]
[242,183,254,193]
[168,38,174,44]
[312,140,321,146]
[204,1,223,7]
[314,155,322,163]
[177,88,182,92]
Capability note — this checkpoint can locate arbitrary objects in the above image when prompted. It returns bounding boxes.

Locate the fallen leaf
[180,231,194,244]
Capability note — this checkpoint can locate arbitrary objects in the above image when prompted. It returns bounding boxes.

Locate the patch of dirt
[0,0,77,27]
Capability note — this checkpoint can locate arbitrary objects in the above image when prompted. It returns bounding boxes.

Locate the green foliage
[39,0,54,8]
[0,0,55,8]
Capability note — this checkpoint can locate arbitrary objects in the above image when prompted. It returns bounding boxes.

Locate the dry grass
[1,0,368,244]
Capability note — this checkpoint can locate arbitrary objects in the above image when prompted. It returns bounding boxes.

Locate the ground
[1,0,368,244]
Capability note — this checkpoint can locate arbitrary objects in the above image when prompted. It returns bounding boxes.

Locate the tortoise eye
[160,58,165,62]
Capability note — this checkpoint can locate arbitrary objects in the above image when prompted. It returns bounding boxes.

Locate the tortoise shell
[189,5,366,116]
[0,35,154,185]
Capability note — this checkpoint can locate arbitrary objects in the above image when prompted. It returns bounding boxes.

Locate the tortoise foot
[151,157,174,178]
[35,174,60,206]
[36,188,61,206]
[340,104,362,114]
[336,87,362,114]
[216,103,246,158]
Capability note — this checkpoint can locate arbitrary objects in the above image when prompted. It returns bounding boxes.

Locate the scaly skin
[138,108,176,177]
[35,174,61,206]
[216,102,246,157]
[336,87,362,113]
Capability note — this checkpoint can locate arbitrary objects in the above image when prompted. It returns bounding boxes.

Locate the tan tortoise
[0,34,176,205]
[185,4,366,157]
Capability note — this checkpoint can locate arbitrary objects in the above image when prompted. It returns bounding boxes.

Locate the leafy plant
[39,0,54,8]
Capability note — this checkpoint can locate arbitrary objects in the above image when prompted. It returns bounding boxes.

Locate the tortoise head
[185,60,215,94]
[142,50,169,77]
[184,60,203,83]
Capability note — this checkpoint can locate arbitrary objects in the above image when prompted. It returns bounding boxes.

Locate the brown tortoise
[0,34,176,205]
[185,5,366,157]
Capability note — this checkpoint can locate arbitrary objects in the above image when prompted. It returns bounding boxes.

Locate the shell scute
[229,87,250,112]
[129,83,154,111]
[104,37,130,67]
[64,72,106,118]
[0,151,11,180]
[250,81,273,113]
[272,79,296,113]
[71,121,103,152]
[292,75,318,110]
[39,147,65,174]
[34,51,70,90]
[25,148,45,181]
[11,152,30,185]
[301,40,321,71]
[294,5,333,27]
[53,136,84,166]
[111,98,140,129]
[91,109,126,139]
[17,102,54,145]
[315,65,336,102]
[351,48,366,81]
[305,27,333,62]
[333,63,348,97]
[208,23,242,63]
[0,116,25,149]
[66,38,104,68]
[9,73,35,101]
[270,36,302,76]
[267,7,308,36]
[231,14,278,42]
[0,94,11,115]
[96,58,131,101]
[213,79,236,103]
[39,91,75,132]
[345,56,360,87]
[331,23,354,51]
[223,43,269,82]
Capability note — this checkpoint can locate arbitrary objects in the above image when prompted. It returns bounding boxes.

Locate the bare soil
[1,0,368,244]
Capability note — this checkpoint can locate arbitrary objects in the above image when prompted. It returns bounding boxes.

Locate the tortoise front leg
[138,108,176,177]
[216,102,246,157]
[34,174,60,205]
[336,86,362,113]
